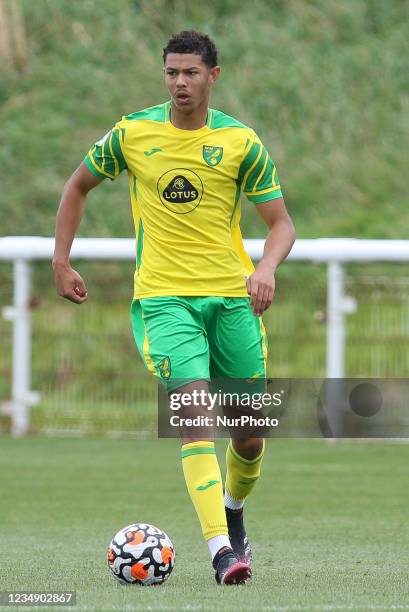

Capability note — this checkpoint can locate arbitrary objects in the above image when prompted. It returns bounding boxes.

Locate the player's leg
[131,297,250,583]
[225,438,265,509]
[179,386,249,582]
[224,437,265,564]
[178,378,251,584]
[207,297,268,564]
[177,379,229,558]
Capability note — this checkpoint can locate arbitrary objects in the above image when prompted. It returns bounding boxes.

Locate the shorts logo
[157,168,203,214]
[202,145,223,167]
[157,356,171,380]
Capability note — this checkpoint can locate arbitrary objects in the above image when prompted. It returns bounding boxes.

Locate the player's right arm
[52,162,103,304]
[53,121,127,303]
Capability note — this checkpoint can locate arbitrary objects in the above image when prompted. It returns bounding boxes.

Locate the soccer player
[53,30,295,585]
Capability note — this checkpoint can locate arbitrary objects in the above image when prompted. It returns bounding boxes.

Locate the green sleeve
[238,131,283,203]
[84,123,127,181]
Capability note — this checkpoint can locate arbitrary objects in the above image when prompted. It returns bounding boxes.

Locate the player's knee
[232,437,264,460]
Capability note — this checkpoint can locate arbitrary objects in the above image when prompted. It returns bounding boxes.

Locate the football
[107,523,175,586]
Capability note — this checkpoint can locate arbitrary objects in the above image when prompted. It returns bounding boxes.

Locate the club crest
[157,356,171,380]
[202,145,223,167]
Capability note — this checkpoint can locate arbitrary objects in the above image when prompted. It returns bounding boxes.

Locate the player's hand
[246,262,276,316]
[52,262,88,304]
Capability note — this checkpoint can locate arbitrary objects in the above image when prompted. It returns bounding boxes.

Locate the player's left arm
[247,197,296,316]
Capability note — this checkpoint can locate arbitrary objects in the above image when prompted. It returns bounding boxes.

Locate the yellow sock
[225,440,265,505]
[181,441,228,540]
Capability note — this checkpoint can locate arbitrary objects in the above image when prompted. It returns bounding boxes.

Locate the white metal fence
[1,236,409,436]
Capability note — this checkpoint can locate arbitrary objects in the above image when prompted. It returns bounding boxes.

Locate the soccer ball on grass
[107,523,175,586]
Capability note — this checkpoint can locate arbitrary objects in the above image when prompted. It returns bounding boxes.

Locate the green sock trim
[238,476,259,485]
[228,441,265,465]
[181,447,216,459]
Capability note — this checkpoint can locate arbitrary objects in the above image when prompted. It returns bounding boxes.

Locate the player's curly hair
[163,30,218,68]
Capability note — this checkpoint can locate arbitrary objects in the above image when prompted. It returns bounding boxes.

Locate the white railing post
[326,260,357,379]
[11,258,31,437]
[327,261,345,378]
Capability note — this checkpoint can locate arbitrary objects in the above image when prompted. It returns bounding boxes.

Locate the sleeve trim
[85,154,111,180]
[247,188,283,203]
[244,184,282,196]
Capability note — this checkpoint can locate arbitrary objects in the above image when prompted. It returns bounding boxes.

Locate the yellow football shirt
[85,101,283,298]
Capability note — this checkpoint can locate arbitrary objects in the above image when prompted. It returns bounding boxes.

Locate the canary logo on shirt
[203,145,223,167]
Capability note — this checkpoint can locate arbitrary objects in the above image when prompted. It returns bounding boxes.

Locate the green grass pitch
[0,437,408,611]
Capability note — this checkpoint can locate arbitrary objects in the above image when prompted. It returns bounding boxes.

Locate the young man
[53,30,295,585]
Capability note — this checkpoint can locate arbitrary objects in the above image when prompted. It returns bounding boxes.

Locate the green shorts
[130,296,267,390]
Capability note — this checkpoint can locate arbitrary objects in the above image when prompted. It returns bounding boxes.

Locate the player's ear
[209,66,221,84]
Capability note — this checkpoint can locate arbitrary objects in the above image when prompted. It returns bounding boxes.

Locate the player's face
[164,53,220,113]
